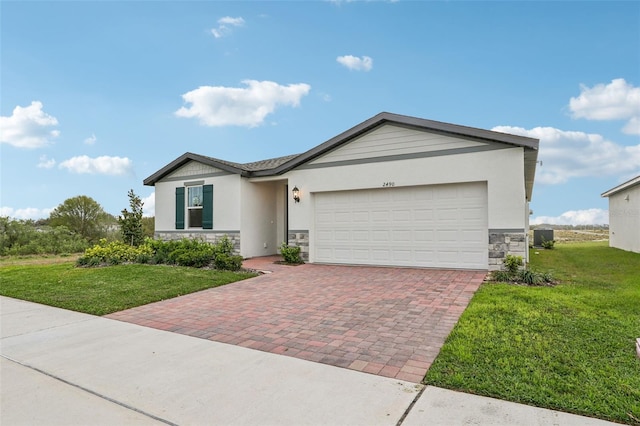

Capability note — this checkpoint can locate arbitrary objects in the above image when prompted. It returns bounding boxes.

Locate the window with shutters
[188,186,203,228]
[176,184,213,230]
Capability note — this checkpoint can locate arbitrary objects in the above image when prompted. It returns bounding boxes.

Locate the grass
[425,242,640,425]
[0,259,257,315]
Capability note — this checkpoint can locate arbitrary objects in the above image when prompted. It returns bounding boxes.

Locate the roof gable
[307,123,489,166]
[164,160,225,180]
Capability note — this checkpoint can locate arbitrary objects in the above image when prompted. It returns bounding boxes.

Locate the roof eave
[254,111,540,178]
[143,152,246,186]
[601,175,640,197]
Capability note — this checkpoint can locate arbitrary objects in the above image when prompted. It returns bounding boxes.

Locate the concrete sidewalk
[0,296,618,426]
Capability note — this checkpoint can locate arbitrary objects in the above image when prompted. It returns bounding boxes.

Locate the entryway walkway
[107,257,486,383]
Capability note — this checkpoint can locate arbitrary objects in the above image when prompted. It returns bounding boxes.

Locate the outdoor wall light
[292,186,301,203]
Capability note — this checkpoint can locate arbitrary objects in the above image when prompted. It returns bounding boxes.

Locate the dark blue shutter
[202,184,213,229]
[175,187,185,229]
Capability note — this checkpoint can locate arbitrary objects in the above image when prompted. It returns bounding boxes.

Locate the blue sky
[2,1,639,225]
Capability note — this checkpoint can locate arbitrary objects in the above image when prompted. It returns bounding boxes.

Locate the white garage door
[313,182,488,269]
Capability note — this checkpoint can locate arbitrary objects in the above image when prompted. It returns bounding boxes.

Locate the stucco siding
[154,171,242,232]
[308,124,487,165]
[608,185,640,253]
[240,180,281,258]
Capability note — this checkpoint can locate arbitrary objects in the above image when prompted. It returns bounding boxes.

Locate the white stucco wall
[287,147,526,230]
[240,180,283,258]
[608,184,640,253]
[154,172,242,232]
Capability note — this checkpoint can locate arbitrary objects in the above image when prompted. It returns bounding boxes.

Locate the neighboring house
[601,175,640,253]
[144,112,539,270]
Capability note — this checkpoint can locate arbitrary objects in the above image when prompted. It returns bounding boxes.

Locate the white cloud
[142,192,155,217]
[531,208,609,226]
[0,206,54,220]
[0,101,60,149]
[211,16,245,38]
[58,155,133,176]
[37,155,56,169]
[569,78,640,135]
[84,134,97,145]
[336,55,373,72]
[492,125,640,185]
[175,80,311,127]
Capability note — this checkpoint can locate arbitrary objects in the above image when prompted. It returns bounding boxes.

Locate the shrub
[0,217,89,256]
[517,268,555,286]
[279,242,303,264]
[488,254,555,286]
[77,239,153,267]
[213,236,235,257]
[490,270,512,282]
[214,253,243,271]
[169,248,214,268]
[541,238,556,249]
[504,254,523,274]
[77,235,245,270]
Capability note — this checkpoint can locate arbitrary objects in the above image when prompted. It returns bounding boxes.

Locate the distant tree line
[531,224,609,230]
[1,191,154,256]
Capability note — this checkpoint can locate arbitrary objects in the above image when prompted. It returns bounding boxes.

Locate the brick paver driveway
[106,257,486,383]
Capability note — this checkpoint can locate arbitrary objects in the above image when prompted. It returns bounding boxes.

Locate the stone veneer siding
[288,230,309,261]
[488,230,527,271]
[155,231,241,255]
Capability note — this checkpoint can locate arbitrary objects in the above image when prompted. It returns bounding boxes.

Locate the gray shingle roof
[242,154,301,171]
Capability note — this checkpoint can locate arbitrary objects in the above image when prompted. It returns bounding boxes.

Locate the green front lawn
[0,262,257,315]
[425,242,640,425]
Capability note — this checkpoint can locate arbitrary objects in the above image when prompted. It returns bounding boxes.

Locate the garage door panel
[352,230,369,241]
[352,249,370,260]
[436,229,459,242]
[414,249,436,262]
[352,211,369,222]
[335,230,351,242]
[316,212,334,224]
[414,208,435,221]
[334,212,352,223]
[436,186,458,200]
[392,250,412,261]
[437,208,460,220]
[372,230,390,242]
[316,230,334,242]
[460,250,486,264]
[414,230,435,241]
[392,210,412,222]
[391,190,412,202]
[372,210,391,222]
[370,191,391,203]
[393,230,413,242]
[462,229,485,242]
[461,207,484,219]
[334,248,351,259]
[372,249,391,260]
[314,182,487,269]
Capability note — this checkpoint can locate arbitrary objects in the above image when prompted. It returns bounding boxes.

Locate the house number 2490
[382,182,395,187]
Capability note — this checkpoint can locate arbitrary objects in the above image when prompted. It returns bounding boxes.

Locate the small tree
[119,189,144,246]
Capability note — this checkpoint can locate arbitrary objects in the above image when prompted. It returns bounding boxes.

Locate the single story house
[601,175,640,253]
[144,112,539,270]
